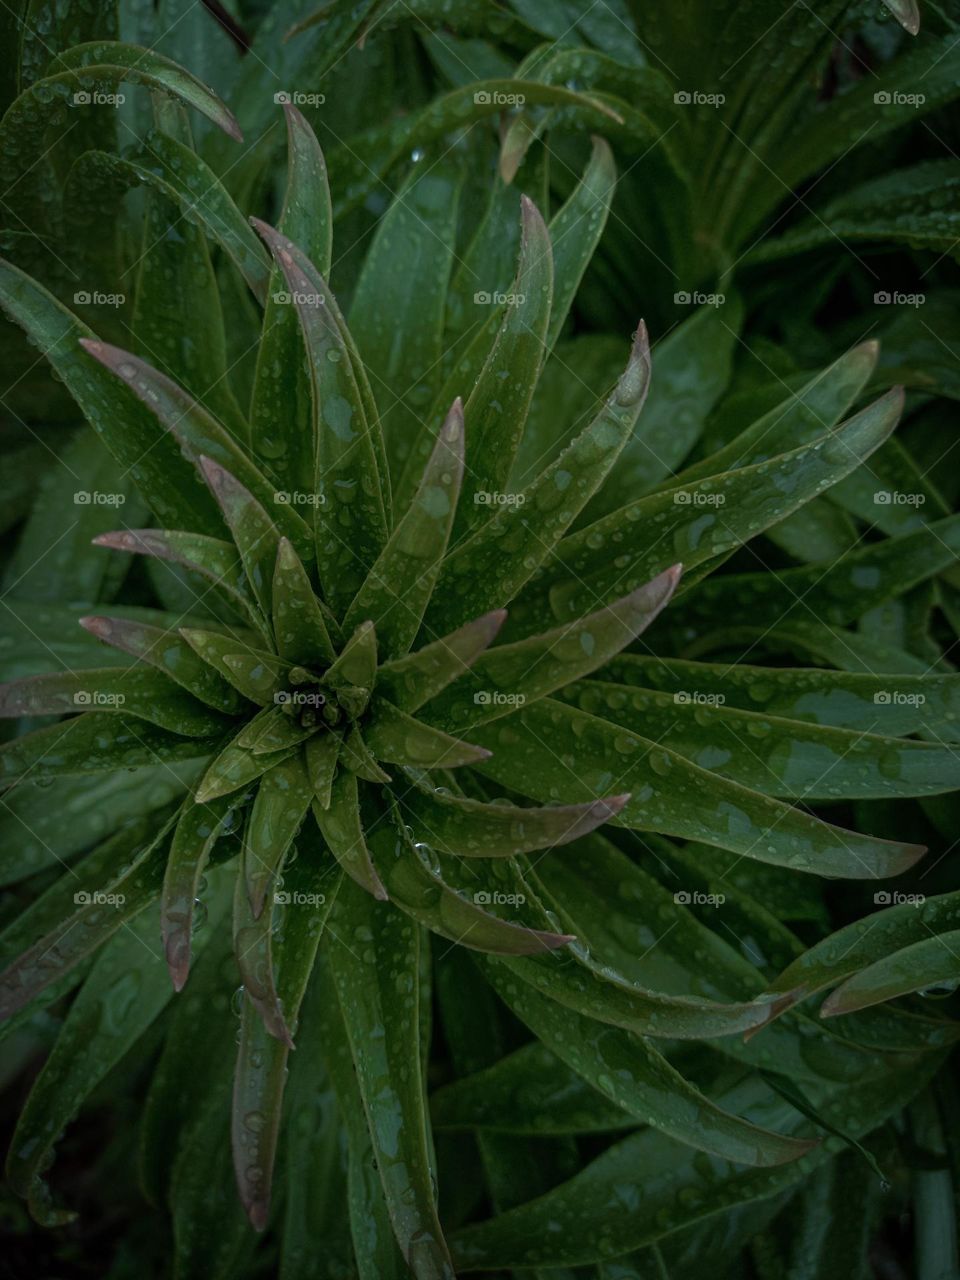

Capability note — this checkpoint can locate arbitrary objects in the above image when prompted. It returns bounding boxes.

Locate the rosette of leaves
[2,92,960,1280]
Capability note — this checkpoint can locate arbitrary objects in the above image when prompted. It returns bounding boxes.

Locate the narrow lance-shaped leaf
[94,530,267,636]
[78,339,313,559]
[250,104,333,490]
[195,740,301,804]
[364,701,491,769]
[179,628,286,706]
[243,753,314,917]
[272,538,337,666]
[427,567,681,732]
[376,610,506,713]
[326,876,455,1279]
[472,698,927,880]
[162,795,239,991]
[199,457,282,615]
[368,813,575,956]
[340,727,392,784]
[305,733,341,808]
[312,772,387,900]
[821,931,960,1017]
[546,136,616,349]
[344,399,464,659]
[427,322,652,634]
[326,621,377,691]
[233,853,340,1231]
[253,220,388,612]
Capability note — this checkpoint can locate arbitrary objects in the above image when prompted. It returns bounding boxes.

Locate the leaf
[0,666,228,737]
[369,813,574,956]
[195,739,301,804]
[6,910,178,1224]
[272,538,337,666]
[250,106,333,491]
[161,794,239,991]
[79,614,246,713]
[344,399,464,659]
[340,728,393,784]
[199,457,282,615]
[425,322,652,633]
[77,339,313,558]
[347,159,465,487]
[243,754,314,918]
[179,628,286,706]
[0,262,222,534]
[761,891,960,1020]
[94,530,267,636]
[560,680,960,801]
[252,220,389,613]
[326,620,377,690]
[821,931,960,1017]
[305,733,341,808]
[364,701,491,769]
[232,852,339,1230]
[376,611,506,714]
[480,960,815,1168]
[472,698,927,879]
[547,388,903,621]
[312,773,387,900]
[0,713,215,785]
[396,780,627,857]
[235,707,313,755]
[426,567,681,730]
[325,877,454,1279]
[881,0,920,33]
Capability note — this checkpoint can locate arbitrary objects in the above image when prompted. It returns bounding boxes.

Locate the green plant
[2,5,960,1279]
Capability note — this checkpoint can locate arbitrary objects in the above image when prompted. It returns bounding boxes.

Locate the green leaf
[253,220,389,612]
[161,794,239,991]
[481,961,815,1167]
[80,614,246,713]
[243,754,314,917]
[547,388,903,621]
[195,739,301,804]
[179,628,285,706]
[365,701,491,769]
[426,567,681,730]
[340,727,393,784]
[232,851,339,1230]
[78,339,313,558]
[369,812,574,956]
[344,399,464,659]
[0,666,227,737]
[347,159,465,484]
[6,909,178,1224]
[762,891,960,1018]
[305,733,341,808]
[272,538,337,666]
[235,706,314,755]
[822,931,960,1017]
[375,610,506,713]
[94,530,267,636]
[560,680,960,800]
[396,779,627,857]
[250,106,333,491]
[426,322,652,633]
[326,620,377,691]
[312,773,387,901]
[472,698,927,879]
[326,877,454,1279]
[198,457,283,615]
